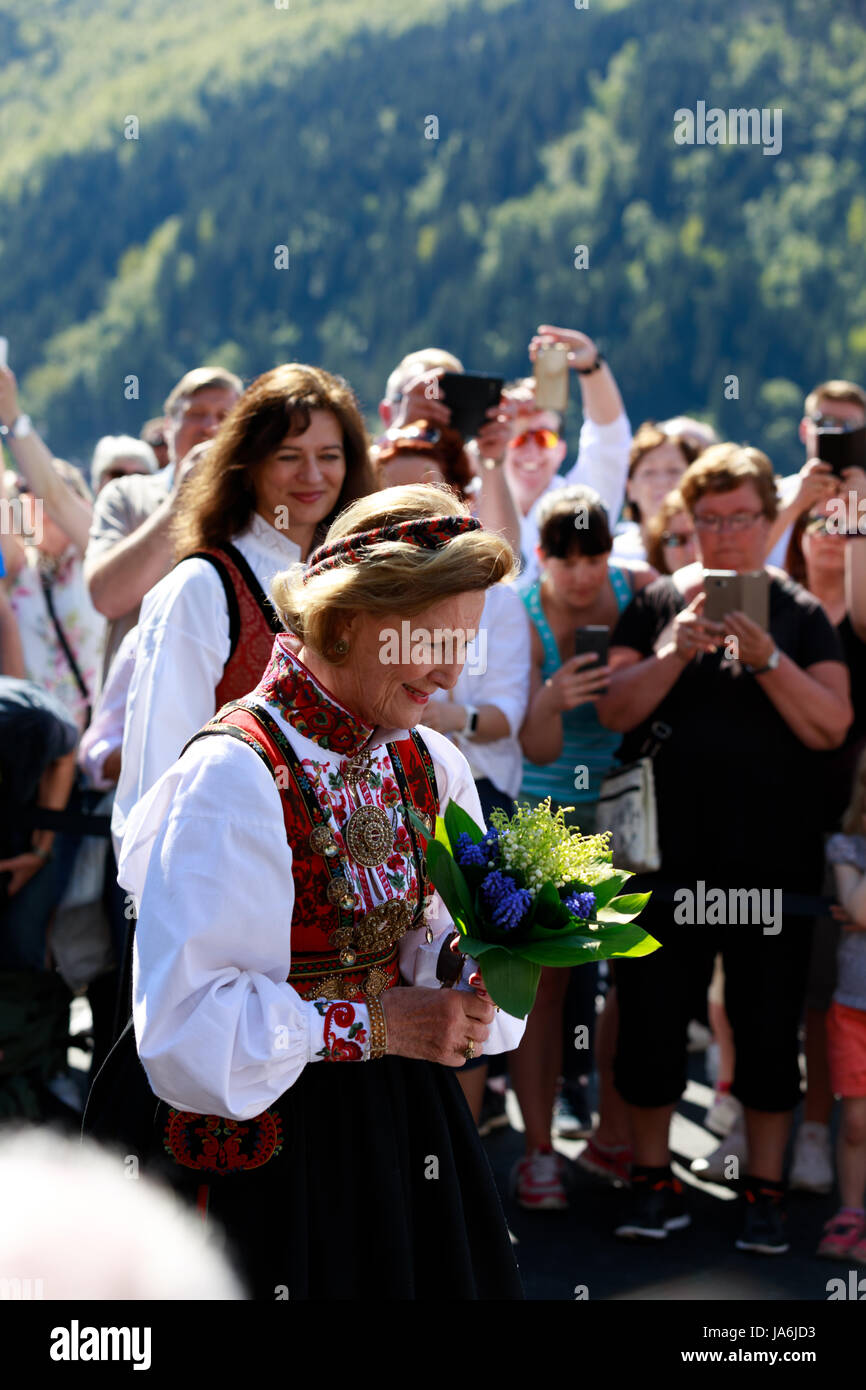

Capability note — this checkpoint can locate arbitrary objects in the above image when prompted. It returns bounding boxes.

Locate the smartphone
[575,625,609,691]
[817,424,866,477]
[438,372,504,441]
[703,570,769,630]
[534,343,569,412]
[0,338,7,370]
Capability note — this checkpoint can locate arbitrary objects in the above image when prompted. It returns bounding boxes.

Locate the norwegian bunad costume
[85,516,525,1301]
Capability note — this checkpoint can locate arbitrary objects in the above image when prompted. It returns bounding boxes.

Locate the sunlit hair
[536,484,612,559]
[658,416,718,451]
[172,363,377,561]
[679,442,778,521]
[91,435,157,489]
[384,348,463,403]
[626,421,699,521]
[371,420,474,498]
[163,365,243,419]
[804,379,866,419]
[270,483,517,664]
[645,489,692,574]
[842,745,866,836]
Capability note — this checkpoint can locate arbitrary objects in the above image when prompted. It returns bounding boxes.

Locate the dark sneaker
[477,1084,509,1138]
[736,1188,789,1254]
[552,1081,593,1140]
[615,1177,691,1240]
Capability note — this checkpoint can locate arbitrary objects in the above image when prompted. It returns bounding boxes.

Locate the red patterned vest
[188,544,284,707]
[184,698,440,1004]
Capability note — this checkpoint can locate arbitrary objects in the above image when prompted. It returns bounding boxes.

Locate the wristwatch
[747,646,780,676]
[460,705,480,737]
[1,413,32,439]
[576,352,605,376]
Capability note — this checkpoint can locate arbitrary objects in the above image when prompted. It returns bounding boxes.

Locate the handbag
[596,721,671,875]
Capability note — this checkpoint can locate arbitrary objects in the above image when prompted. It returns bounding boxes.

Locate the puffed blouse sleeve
[119,735,375,1122]
[398,726,527,1055]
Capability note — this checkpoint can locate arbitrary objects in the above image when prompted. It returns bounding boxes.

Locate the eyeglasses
[692,510,765,533]
[382,425,442,446]
[661,532,694,548]
[809,412,862,431]
[509,429,560,450]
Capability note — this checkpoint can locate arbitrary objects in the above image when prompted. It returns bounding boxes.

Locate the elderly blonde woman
[84,484,526,1300]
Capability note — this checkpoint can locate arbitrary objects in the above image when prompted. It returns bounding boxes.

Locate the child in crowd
[819,746,866,1260]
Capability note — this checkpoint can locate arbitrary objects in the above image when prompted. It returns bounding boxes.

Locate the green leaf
[476,948,542,1018]
[590,871,633,910]
[516,924,660,966]
[425,840,477,934]
[443,800,485,847]
[407,808,452,853]
[459,934,498,957]
[596,891,652,924]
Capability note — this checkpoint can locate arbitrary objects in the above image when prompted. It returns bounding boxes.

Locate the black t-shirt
[611,573,845,889]
[0,678,78,857]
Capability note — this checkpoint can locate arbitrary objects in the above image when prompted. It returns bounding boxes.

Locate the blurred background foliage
[1,0,865,471]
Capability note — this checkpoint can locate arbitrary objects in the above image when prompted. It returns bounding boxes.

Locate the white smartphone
[0,338,7,369]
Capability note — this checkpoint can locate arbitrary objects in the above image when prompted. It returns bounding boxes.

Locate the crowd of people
[2,323,866,1289]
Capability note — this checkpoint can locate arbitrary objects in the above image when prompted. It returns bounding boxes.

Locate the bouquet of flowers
[410,797,659,1018]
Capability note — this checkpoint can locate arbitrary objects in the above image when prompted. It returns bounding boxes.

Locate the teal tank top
[520,566,632,805]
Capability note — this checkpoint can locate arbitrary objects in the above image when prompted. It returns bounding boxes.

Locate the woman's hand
[669,593,724,663]
[543,652,611,712]
[789,458,837,516]
[474,403,514,468]
[380,984,495,1065]
[0,850,47,896]
[722,611,776,669]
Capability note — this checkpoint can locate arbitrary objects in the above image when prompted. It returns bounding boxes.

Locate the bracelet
[366,996,388,1060]
[576,351,605,376]
[32,844,52,862]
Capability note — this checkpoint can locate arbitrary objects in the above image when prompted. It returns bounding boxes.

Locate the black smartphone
[574,626,609,691]
[817,424,866,477]
[703,570,769,630]
[438,372,504,440]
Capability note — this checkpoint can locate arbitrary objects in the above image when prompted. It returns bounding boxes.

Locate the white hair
[659,416,718,450]
[90,435,158,489]
[0,1127,246,1299]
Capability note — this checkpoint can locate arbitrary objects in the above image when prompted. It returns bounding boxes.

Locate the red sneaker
[575,1137,632,1187]
[511,1147,570,1211]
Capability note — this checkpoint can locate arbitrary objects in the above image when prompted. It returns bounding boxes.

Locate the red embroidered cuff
[310,999,370,1062]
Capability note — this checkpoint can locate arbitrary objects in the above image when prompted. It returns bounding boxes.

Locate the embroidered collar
[255,636,384,756]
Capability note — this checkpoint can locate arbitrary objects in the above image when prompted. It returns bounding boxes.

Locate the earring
[334,638,349,656]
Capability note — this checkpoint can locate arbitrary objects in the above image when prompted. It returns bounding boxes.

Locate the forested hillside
[2,0,866,472]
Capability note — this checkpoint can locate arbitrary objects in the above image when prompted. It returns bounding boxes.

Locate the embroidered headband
[303,514,483,582]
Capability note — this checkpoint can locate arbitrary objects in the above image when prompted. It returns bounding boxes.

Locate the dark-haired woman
[510,485,656,1211]
[113,365,377,845]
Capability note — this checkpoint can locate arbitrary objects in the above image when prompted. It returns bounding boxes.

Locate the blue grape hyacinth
[480,870,532,932]
[564,890,596,921]
[454,825,501,868]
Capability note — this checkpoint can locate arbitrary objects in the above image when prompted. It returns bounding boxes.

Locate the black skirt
[82,1022,523,1301]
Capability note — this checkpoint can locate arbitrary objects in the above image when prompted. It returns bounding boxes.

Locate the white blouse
[112,513,301,854]
[118,674,526,1121]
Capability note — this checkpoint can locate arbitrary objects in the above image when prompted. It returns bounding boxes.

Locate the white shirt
[518,411,632,588]
[118,679,526,1121]
[78,625,138,790]
[427,584,531,797]
[112,513,301,855]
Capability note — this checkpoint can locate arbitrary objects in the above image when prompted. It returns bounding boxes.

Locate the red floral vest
[189,544,284,708]
[184,696,439,1003]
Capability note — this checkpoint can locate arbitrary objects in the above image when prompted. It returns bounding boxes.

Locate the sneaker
[817,1210,866,1260]
[511,1147,570,1211]
[552,1080,593,1140]
[789,1122,834,1195]
[736,1187,789,1255]
[576,1137,632,1187]
[615,1176,690,1240]
[691,1124,748,1182]
[705,1089,742,1138]
[477,1084,509,1138]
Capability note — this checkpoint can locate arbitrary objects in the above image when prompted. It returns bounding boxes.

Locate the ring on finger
[463,1038,476,1061]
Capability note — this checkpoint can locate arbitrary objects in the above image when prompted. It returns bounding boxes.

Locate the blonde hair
[384,349,464,403]
[271,483,517,663]
[842,746,866,836]
[679,442,778,521]
[804,379,866,419]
